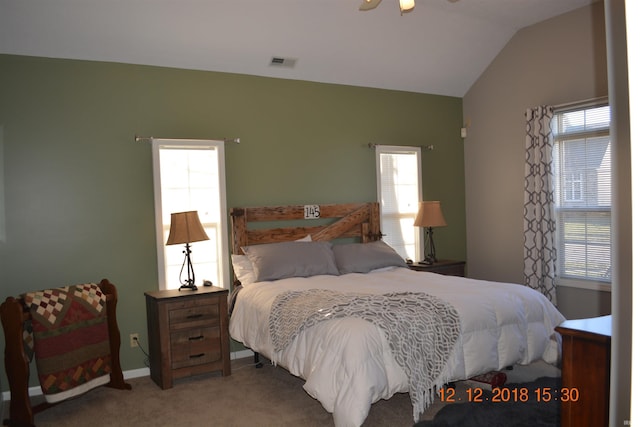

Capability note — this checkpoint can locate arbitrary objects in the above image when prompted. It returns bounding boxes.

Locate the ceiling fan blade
[359,0,382,11]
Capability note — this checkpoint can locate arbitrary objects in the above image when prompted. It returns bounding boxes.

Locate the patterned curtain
[523,105,557,304]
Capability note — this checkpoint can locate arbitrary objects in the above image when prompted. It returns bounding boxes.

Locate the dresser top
[145,286,228,301]
[556,314,611,339]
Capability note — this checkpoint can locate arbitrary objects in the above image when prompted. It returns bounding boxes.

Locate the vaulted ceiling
[0,0,596,97]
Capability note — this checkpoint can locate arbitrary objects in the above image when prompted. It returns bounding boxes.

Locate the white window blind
[375,145,422,261]
[552,104,611,283]
[152,139,230,290]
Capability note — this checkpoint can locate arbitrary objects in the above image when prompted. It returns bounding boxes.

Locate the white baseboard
[123,367,150,380]
[2,350,254,401]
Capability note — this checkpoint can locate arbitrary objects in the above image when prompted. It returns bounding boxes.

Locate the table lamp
[166,211,209,291]
[414,201,447,265]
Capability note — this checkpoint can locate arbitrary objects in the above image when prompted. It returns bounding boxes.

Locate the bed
[228,202,566,427]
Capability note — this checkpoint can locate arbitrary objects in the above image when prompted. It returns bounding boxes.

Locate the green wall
[0,54,465,386]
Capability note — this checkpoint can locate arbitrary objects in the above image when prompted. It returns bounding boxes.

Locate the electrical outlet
[129,333,139,348]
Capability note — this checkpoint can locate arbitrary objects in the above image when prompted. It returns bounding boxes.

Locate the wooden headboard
[229,202,382,254]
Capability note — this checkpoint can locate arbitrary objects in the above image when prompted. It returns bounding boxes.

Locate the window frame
[375,145,423,262]
[552,103,612,292]
[151,138,230,290]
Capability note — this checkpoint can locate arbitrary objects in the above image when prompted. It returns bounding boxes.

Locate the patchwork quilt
[22,283,112,403]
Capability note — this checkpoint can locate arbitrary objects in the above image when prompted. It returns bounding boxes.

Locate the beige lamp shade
[398,0,415,13]
[166,211,209,245]
[414,201,447,228]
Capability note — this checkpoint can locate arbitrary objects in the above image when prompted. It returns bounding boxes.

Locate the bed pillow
[332,240,408,274]
[231,235,313,285]
[242,241,339,281]
[231,254,257,285]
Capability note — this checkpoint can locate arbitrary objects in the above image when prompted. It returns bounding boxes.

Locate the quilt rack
[0,279,131,427]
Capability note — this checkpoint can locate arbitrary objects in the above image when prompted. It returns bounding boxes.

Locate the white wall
[605,0,632,423]
[462,2,610,319]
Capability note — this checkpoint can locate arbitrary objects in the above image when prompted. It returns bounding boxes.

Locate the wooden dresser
[145,287,231,389]
[407,259,466,277]
[555,315,611,427]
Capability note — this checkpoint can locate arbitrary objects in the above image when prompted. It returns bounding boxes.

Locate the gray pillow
[332,240,407,274]
[242,241,339,281]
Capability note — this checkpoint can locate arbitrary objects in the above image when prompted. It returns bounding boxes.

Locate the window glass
[553,104,611,283]
[152,139,229,290]
[376,146,422,261]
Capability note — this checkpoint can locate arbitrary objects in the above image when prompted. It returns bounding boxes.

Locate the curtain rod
[368,143,434,151]
[134,135,241,144]
[552,96,608,112]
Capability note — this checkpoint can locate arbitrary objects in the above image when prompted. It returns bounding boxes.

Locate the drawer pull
[190,353,205,359]
[186,313,203,320]
[188,335,205,341]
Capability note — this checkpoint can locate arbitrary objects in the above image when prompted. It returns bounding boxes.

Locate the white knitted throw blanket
[268,289,460,421]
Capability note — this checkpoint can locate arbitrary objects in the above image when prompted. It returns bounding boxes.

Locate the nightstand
[407,259,466,277]
[555,315,611,427]
[145,287,231,389]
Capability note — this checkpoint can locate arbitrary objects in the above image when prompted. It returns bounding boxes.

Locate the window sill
[557,278,611,292]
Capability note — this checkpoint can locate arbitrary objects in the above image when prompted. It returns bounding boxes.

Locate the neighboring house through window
[375,145,422,262]
[552,103,611,289]
[152,139,230,290]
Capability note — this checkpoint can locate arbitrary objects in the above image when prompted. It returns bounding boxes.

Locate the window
[375,145,422,261]
[152,139,230,290]
[552,103,611,286]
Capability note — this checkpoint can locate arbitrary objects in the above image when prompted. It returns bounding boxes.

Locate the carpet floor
[3,357,559,427]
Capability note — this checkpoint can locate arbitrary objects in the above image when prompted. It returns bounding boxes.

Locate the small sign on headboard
[304,205,321,219]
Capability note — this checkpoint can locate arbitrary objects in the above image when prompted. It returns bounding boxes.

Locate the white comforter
[229,267,566,427]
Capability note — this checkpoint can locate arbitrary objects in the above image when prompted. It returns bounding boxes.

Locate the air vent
[270,56,297,68]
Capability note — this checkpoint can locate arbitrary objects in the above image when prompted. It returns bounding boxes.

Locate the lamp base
[179,283,197,291]
[422,227,438,266]
[177,243,198,291]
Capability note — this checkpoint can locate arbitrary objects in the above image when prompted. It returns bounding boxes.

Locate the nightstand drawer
[169,304,219,329]
[171,327,222,369]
